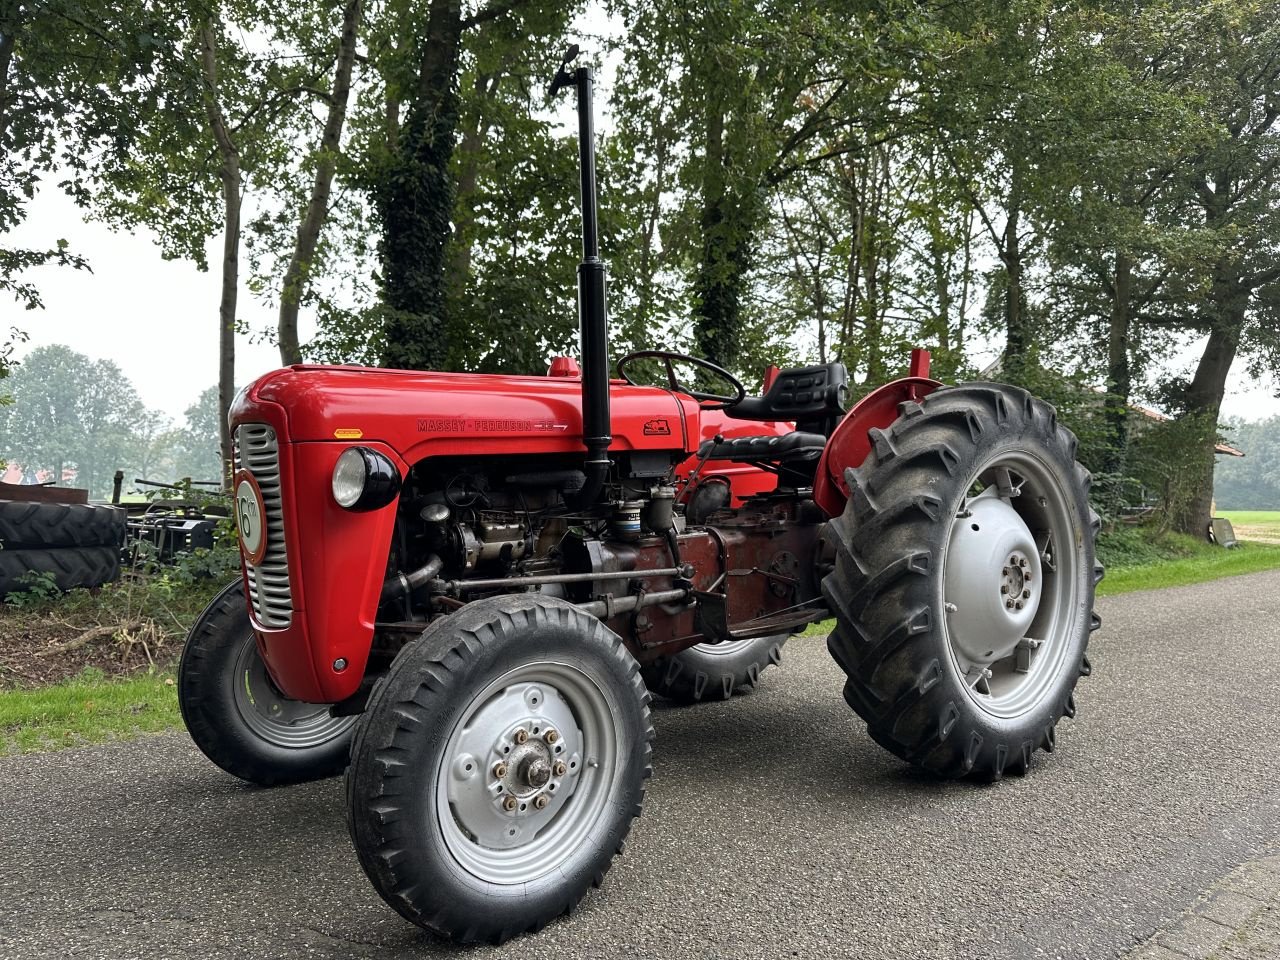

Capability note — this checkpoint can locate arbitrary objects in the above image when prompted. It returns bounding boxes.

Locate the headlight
[332,446,401,511]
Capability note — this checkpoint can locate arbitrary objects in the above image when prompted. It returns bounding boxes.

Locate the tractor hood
[233,364,699,460]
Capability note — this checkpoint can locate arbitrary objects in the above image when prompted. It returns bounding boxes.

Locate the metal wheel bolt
[514,729,529,744]
[1005,599,1014,609]
[1015,600,1024,610]
[492,762,507,779]
[1002,566,1010,576]
[544,730,559,745]
[1000,585,1009,595]
[1022,589,1031,599]
[1009,555,1018,565]
[553,760,567,776]
[533,794,550,810]
[1018,557,1028,568]
[502,795,518,812]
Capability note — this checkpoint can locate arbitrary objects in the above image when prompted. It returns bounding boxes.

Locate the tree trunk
[277,0,362,366]
[200,21,241,490]
[1175,280,1244,535]
[379,0,463,371]
[694,101,735,368]
[1104,250,1132,475]
[1002,161,1028,380]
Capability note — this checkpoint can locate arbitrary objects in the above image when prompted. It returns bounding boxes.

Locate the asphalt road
[3,570,1280,960]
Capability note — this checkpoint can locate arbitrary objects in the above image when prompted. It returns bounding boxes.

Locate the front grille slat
[234,423,293,628]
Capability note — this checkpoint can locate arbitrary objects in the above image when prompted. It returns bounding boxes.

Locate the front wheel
[178,580,357,785]
[822,383,1102,779]
[346,595,652,944]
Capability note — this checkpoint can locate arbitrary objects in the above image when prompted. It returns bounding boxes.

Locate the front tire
[822,383,1102,779]
[178,580,357,785]
[346,595,652,944]
[641,633,786,703]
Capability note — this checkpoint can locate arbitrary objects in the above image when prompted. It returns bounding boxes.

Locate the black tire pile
[0,502,125,596]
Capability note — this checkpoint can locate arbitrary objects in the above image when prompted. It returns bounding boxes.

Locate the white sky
[7,169,1280,427]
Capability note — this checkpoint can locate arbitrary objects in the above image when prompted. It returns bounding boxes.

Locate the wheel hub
[944,494,1042,667]
[446,683,583,851]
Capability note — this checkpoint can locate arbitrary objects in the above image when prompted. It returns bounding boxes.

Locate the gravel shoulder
[2,570,1280,959]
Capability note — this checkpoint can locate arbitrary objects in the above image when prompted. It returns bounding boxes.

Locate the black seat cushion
[729,363,848,425]
[696,431,827,464]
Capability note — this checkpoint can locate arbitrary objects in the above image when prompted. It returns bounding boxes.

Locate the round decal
[234,470,268,566]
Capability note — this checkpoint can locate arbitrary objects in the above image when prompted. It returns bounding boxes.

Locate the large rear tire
[0,501,125,549]
[822,383,1102,779]
[178,580,357,786]
[0,545,120,595]
[346,595,652,944]
[641,633,786,703]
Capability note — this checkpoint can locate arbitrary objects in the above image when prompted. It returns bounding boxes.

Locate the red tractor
[179,50,1101,944]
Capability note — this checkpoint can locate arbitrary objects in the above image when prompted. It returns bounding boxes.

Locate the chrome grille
[234,423,293,628]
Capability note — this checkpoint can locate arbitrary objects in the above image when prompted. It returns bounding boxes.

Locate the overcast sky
[7,169,1279,428]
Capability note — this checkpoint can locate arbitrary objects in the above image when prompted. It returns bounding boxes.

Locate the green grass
[0,668,181,755]
[1096,539,1280,595]
[1220,510,1280,538]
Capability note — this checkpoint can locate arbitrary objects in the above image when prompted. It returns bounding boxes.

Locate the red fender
[813,350,943,518]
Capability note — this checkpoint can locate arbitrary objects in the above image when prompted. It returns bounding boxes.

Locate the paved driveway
[3,570,1280,960]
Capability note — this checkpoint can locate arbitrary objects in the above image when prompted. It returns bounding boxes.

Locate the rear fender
[813,376,943,517]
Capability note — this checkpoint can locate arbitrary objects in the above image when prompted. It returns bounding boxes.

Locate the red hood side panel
[249,365,696,459]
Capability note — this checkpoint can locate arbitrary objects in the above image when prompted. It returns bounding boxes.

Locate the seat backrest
[730,363,849,434]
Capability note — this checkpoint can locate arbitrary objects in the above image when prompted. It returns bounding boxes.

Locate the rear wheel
[641,633,786,703]
[822,383,1102,779]
[346,595,652,944]
[178,580,356,785]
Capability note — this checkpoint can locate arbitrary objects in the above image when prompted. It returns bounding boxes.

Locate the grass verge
[0,667,180,756]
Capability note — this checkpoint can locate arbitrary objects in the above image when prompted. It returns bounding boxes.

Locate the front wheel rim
[437,660,621,885]
[942,451,1082,719]
[230,637,356,748]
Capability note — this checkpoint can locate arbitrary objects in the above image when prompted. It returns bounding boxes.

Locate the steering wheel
[617,350,746,410]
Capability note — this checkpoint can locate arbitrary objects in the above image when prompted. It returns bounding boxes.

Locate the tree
[0,344,150,497]
[1136,0,1280,534]
[0,0,169,310]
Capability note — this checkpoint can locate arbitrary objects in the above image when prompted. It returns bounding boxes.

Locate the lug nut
[1010,555,1018,565]
[503,796,518,812]
[544,730,559,745]
[1005,599,1014,609]
[1019,557,1028,568]
[514,729,529,744]
[1002,566,1010,576]
[533,794,550,810]
[1000,585,1009,595]
[1015,600,1024,610]
[553,760,567,776]
[1022,589,1031,599]
[492,762,507,779]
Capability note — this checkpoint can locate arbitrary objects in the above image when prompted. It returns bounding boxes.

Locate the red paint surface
[812,376,943,517]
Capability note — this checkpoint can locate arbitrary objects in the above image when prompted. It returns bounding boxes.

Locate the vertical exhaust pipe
[551,47,611,509]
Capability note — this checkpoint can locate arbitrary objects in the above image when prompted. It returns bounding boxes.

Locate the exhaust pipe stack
[551,47,611,510]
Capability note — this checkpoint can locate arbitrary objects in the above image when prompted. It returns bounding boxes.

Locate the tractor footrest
[696,431,826,464]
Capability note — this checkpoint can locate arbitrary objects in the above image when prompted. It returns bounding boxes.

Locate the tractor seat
[696,431,827,464]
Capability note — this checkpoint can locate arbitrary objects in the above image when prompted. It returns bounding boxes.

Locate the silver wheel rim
[230,636,357,748]
[942,452,1080,719]
[437,660,621,885]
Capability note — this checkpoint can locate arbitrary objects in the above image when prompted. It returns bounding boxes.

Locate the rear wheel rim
[230,636,356,748]
[437,660,621,885]
[942,451,1081,719]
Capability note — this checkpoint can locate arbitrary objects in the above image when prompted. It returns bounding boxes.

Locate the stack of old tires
[0,501,126,597]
